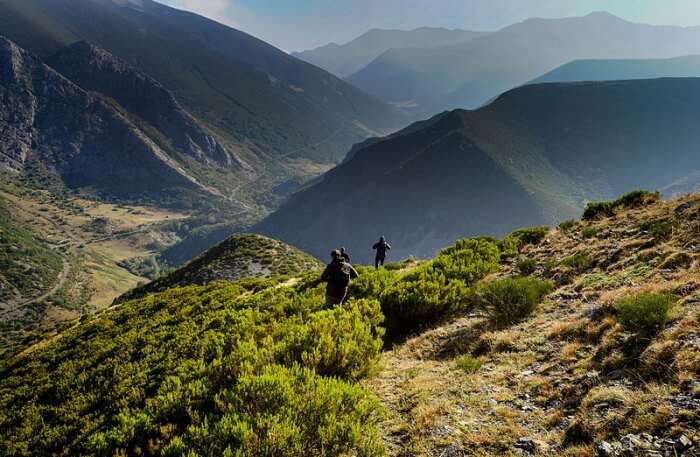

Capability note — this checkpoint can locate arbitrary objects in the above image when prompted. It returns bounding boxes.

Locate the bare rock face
[0,36,213,199]
[45,41,245,169]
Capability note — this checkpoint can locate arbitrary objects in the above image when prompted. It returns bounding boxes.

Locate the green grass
[455,355,483,373]
[581,227,599,239]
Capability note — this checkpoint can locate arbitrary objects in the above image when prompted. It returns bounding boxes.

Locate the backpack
[330,261,352,288]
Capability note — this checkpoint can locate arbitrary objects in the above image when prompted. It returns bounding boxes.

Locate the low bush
[508,226,550,246]
[558,219,577,232]
[380,267,471,338]
[379,238,500,338]
[561,252,595,273]
[516,258,537,276]
[0,281,387,456]
[615,293,674,336]
[581,227,599,239]
[641,219,674,241]
[501,226,549,258]
[348,267,398,300]
[583,190,659,220]
[455,355,483,373]
[475,277,553,327]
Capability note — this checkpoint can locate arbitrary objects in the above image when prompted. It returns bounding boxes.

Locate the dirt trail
[0,258,71,317]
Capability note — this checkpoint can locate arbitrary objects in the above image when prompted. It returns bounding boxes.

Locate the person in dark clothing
[372,236,392,269]
[340,247,351,263]
[321,250,359,308]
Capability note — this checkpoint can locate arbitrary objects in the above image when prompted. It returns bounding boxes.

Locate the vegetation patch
[380,238,500,339]
[615,293,675,336]
[475,277,553,327]
[516,258,538,276]
[0,281,385,456]
[454,355,483,373]
[583,190,659,220]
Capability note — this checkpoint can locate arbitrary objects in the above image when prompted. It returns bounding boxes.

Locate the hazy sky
[161,0,700,52]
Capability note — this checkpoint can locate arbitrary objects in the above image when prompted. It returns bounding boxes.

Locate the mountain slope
[347,12,700,117]
[258,78,700,262]
[0,37,214,201]
[45,41,246,170]
[1,190,698,456]
[0,195,63,307]
[530,55,700,84]
[293,27,488,77]
[118,233,322,301]
[0,0,405,202]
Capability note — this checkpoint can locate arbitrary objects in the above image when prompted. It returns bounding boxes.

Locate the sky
[160,0,700,52]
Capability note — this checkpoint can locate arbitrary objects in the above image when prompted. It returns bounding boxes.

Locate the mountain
[347,12,700,118]
[118,233,322,301]
[0,0,405,209]
[530,55,700,84]
[2,189,699,456]
[0,37,217,203]
[293,27,488,78]
[258,78,700,262]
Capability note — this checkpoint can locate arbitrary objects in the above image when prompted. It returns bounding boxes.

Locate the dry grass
[368,193,700,455]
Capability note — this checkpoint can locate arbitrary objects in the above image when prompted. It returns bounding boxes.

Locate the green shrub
[581,227,599,239]
[379,239,499,338]
[380,267,470,338]
[558,219,577,232]
[455,355,483,373]
[615,293,674,336]
[0,279,387,456]
[501,226,549,258]
[281,299,384,379]
[641,219,674,241]
[348,267,398,300]
[561,252,595,273]
[476,277,553,327]
[516,258,537,276]
[435,238,500,282]
[583,190,659,220]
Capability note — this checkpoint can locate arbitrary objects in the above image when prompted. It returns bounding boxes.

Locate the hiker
[321,249,358,308]
[372,236,392,269]
[340,247,351,263]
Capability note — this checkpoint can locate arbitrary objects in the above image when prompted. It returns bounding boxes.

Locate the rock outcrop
[0,36,215,200]
[45,41,246,169]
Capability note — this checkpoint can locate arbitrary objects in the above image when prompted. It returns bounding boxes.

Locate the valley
[0,175,188,357]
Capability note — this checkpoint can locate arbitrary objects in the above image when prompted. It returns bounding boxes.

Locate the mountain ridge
[293,26,488,77]
[346,12,700,118]
[258,77,700,262]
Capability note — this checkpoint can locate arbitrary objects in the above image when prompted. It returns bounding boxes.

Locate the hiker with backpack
[321,249,359,308]
[372,236,392,269]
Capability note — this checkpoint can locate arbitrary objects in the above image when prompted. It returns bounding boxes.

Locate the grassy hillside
[119,234,323,302]
[1,190,698,456]
[0,195,63,305]
[0,176,192,358]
